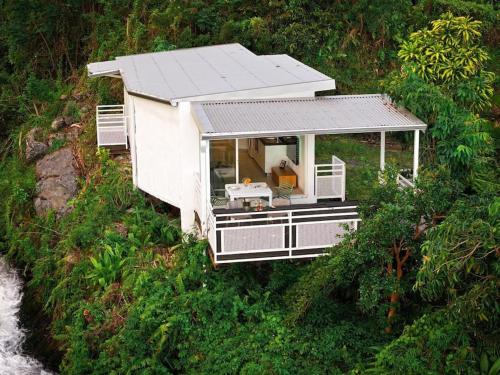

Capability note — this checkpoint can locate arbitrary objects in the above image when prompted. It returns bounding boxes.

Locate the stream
[0,257,53,374]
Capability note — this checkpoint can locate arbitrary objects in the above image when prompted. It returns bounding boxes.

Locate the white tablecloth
[225,183,273,203]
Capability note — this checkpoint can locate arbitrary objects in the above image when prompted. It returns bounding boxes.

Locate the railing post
[413,130,419,181]
[380,131,386,171]
[341,163,346,201]
[288,210,292,258]
[96,109,101,147]
[313,165,317,196]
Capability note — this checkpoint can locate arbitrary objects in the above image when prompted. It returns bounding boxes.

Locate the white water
[0,257,52,375]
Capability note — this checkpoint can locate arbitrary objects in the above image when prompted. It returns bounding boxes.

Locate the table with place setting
[225,182,273,204]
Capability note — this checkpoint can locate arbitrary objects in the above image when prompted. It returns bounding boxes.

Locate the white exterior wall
[124,89,138,185]
[132,96,183,208]
[178,102,202,232]
[126,86,319,234]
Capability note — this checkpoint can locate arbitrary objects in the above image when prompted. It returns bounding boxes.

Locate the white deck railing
[314,155,346,201]
[96,105,127,148]
[397,173,414,189]
[379,170,415,189]
[207,202,359,264]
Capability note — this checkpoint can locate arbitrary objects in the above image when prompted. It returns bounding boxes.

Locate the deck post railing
[314,154,346,201]
[396,173,414,189]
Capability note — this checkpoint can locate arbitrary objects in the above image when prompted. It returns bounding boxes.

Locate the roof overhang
[87,60,121,78]
[197,125,427,140]
[192,95,427,140]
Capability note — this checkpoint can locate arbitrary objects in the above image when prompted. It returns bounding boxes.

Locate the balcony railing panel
[96,105,127,148]
[223,226,284,253]
[314,155,345,201]
[297,221,352,248]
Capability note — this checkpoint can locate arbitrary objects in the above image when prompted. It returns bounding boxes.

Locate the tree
[286,168,461,332]
[371,193,499,374]
[415,194,499,332]
[384,72,494,184]
[398,12,495,112]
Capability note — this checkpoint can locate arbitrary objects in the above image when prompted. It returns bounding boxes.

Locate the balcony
[207,201,359,264]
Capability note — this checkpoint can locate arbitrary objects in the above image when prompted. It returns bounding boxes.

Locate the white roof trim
[87,60,121,78]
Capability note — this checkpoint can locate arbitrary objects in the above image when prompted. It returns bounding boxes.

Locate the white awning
[192,94,426,139]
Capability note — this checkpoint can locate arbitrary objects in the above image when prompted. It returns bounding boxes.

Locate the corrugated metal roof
[192,95,427,139]
[87,43,334,103]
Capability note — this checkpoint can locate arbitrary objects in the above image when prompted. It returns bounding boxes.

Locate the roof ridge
[200,94,385,106]
[114,43,248,60]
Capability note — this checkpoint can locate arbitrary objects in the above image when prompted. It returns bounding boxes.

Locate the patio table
[225,183,273,204]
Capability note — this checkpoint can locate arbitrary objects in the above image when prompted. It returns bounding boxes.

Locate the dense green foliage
[399,12,495,111]
[0,1,498,374]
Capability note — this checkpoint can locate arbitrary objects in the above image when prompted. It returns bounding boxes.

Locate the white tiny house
[88,43,426,264]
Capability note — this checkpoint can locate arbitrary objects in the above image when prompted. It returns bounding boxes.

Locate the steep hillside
[0,1,498,374]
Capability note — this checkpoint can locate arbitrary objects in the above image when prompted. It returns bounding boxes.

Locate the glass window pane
[210,140,236,196]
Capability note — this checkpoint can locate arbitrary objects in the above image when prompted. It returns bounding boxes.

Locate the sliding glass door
[209,140,236,195]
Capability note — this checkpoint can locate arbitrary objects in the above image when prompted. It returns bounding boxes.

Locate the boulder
[25,128,48,162]
[51,115,77,131]
[26,141,48,162]
[46,124,83,147]
[47,132,65,148]
[51,116,66,130]
[34,147,78,218]
[66,124,82,142]
[63,116,75,126]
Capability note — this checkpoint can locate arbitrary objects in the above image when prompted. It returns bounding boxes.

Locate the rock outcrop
[34,147,78,218]
[50,116,75,131]
[25,128,48,162]
[46,124,82,147]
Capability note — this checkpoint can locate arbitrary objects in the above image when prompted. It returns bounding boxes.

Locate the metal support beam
[413,130,419,180]
[380,131,386,170]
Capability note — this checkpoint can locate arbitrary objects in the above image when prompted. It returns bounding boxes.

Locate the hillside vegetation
[0,1,498,374]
